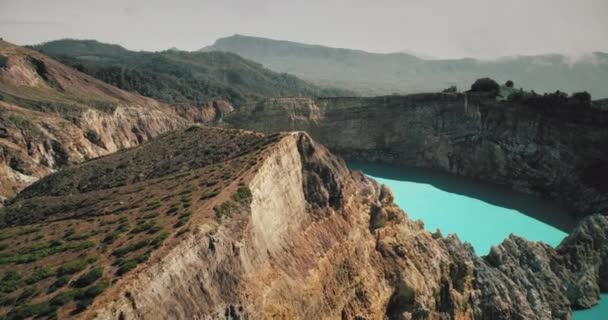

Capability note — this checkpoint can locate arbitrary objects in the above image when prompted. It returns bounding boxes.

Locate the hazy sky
[1,0,607,59]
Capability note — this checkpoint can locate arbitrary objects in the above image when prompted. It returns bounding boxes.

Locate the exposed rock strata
[85,132,608,320]
[0,40,189,199]
[224,94,608,219]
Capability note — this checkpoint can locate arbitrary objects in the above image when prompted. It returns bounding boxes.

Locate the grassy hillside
[0,126,281,318]
[33,40,353,107]
[202,35,608,98]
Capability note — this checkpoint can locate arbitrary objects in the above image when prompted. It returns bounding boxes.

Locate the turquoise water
[349,162,606,319]
[575,295,608,320]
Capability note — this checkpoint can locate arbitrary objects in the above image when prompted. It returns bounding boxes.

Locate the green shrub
[0,271,22,293]
[0,239,93,265]
[0,55,8,68]
[130,221,158,234]
[213,200,239,221]
[49,290,75,306]
[72,267,102,288]
[470,77,499,94]
[15,286,38,304]
[65,232,93,241]
[57,256,97,276]
[25,267,55,284]
[232,186,252,202]
[150,232,169,249]
[48,275,70,292]
[75,281,108,300]
[141,212,159,219]
[174,211,192,228]
[571,91,592,102]
[118,222,130,232]
[103,231,121,244]
[112,239,151,257]
[200,191,219,200]
[175,228,189,237]
[7,302,56,319]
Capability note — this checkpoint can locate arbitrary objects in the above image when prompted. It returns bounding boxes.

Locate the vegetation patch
[213,200,240,221]
[57,255,98,276]
[72,267,102,288]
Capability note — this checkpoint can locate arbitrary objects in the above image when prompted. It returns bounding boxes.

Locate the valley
[0,33,606,320]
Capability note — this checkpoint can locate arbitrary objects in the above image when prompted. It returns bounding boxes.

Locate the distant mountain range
[32,39,353,107]
[202,34,608,98]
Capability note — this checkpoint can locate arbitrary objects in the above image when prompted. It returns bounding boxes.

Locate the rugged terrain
[203,34,608,98]
[224,93,608,220]
[32,39,353,108]
[0,40,190,200]
[0,126,606,320]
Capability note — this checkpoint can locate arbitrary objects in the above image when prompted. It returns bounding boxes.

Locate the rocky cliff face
[224,94,608,219]
[0,40,189,200]
[1,127,606,319]
[81,131,607,320]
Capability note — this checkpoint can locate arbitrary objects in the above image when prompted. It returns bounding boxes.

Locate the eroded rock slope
[1,126,605,319]
[0,40,189,200]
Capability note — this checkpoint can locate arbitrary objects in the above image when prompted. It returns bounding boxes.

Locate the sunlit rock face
[224,94,608,219]
[81,130,607,320]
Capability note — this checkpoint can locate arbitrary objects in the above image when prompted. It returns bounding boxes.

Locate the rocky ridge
[0,126,606,319]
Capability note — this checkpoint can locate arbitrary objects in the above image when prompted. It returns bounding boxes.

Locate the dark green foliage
[65,231,93,241]
[112,238,151,257]
[150,232,169,249]
[200,191,219,200]
[141,212,159,219]
[0,55,7,68]
[48,275,70,292]
[33,39,352,107]
[470,78,500,93]
[28,57,49,81]
[49,291,74,306]
[505,80,514,88]
[508,89,592,109]
[117,221,130,233]
[130,220,158,234]
[76,280,107,305]
[15,286,38,304]
[214,200,240,221]
[25,267,56,284]
[6,302,56,319]
[57,255,97,276]
[174,211,191,228]
[0,271,22,293]
[442,86,457,93]
[116,253,150,275]
[175,228,189,237]
[72,267,102,288]
[232,186,252,202]
[571,91,592,102]
[103,231,121,244]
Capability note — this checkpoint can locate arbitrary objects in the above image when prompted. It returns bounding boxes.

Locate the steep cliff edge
[224,94,608,220]
[2,126,605,319]
[0,40,189,200]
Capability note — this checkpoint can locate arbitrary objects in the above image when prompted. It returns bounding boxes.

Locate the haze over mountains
[202,35,608,98]
[33,39,353,108]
